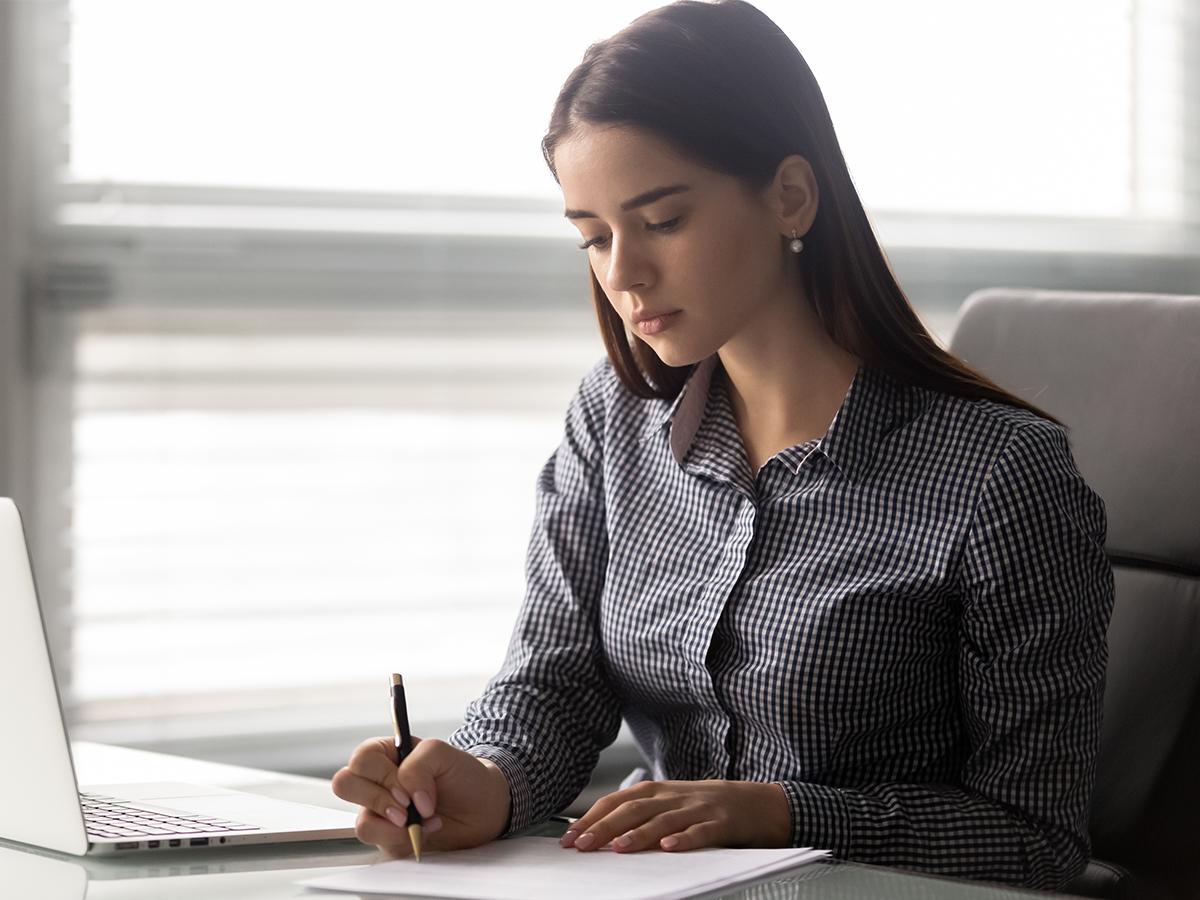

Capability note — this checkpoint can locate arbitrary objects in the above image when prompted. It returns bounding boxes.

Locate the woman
[332,1,1114,890]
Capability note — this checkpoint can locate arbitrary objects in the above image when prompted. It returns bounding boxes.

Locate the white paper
[299,836,830,900]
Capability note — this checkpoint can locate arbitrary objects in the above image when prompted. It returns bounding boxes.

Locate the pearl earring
[789,230,804,254]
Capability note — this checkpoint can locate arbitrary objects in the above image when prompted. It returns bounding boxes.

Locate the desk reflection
[0,838,372,899]
[0,839,1072,900]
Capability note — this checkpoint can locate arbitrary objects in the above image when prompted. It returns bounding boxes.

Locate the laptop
[0,497,358,856]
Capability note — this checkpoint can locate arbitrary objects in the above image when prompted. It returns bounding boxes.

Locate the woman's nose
[604,234,652,294]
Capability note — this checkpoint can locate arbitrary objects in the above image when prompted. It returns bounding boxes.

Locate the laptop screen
[0,498,89,855]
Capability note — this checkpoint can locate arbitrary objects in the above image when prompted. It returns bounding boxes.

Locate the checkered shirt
[449,353,1114,890]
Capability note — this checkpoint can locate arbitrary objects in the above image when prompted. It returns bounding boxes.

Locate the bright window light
[68,0,1136,216]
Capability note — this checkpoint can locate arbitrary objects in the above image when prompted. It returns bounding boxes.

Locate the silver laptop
[0,497,358,856]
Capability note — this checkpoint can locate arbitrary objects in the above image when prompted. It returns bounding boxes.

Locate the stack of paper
[299,836,829,900]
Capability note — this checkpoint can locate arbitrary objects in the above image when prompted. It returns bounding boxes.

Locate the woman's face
[554,123,796,368]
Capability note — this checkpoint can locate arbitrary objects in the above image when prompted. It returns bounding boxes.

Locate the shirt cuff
[774,780,853,856]
[463,745,536,837]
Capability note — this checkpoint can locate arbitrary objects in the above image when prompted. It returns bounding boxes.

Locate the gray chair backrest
[949,288,1200,887]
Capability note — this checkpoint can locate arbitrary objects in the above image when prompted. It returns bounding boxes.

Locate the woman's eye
[577,216,683,251]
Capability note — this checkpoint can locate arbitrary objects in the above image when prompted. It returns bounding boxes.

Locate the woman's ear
[769,154,819,237]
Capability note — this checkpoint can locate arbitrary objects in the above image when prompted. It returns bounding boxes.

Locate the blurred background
[0,0,1196,781]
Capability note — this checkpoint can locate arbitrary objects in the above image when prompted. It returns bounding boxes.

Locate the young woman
[332,1,1114,890]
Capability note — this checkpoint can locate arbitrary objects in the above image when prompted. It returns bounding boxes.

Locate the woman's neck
[718,293,861,469]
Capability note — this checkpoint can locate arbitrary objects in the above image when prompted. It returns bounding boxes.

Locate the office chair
[949,288,1200,900]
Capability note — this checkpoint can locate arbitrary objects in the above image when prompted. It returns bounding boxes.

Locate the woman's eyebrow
[564,183,692,220]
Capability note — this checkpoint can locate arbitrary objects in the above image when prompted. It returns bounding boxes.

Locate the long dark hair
[541,0,1063,426]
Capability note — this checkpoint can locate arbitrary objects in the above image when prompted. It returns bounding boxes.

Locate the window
[65,0,1187,220]
[11,0,1196,765]
[64,306,602,743]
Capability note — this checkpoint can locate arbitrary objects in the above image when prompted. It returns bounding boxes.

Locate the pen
[390,673,424,861]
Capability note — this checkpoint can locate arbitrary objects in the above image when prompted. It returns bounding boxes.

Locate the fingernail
[391,788,410,808]
[613,833,632,849]
[560,829,579,847]
[384,806,406,828]
[424,816,443,835]
[413,790,434,818]
[661,835,680,850]
[574,832,596,850]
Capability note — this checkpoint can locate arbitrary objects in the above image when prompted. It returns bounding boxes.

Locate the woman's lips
[636,311,681,336]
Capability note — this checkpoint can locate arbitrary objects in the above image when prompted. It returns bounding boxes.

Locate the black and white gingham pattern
[450,354,1114,890]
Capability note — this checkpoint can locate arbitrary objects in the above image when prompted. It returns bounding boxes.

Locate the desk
[0,742,1076,899]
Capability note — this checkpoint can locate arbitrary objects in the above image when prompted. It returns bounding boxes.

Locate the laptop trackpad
[147,795,353,829]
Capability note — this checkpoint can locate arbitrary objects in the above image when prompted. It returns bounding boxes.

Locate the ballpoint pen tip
[408,824,423,862]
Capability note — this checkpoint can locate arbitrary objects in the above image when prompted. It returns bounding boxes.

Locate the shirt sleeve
[774,419,1115,891]
[447,358,623,834]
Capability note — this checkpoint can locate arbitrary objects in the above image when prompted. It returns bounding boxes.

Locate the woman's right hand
[331,735,512,857]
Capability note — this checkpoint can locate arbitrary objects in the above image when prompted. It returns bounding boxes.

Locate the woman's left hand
[559,779,791,853]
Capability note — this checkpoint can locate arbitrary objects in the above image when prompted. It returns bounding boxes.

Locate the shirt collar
[817,362,926,483]
[639,354,927,485]
[639,355,718,456]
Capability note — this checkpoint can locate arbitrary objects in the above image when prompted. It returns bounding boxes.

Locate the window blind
[57,302,603,744]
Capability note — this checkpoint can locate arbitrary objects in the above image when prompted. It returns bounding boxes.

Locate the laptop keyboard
[80,792,261,839]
